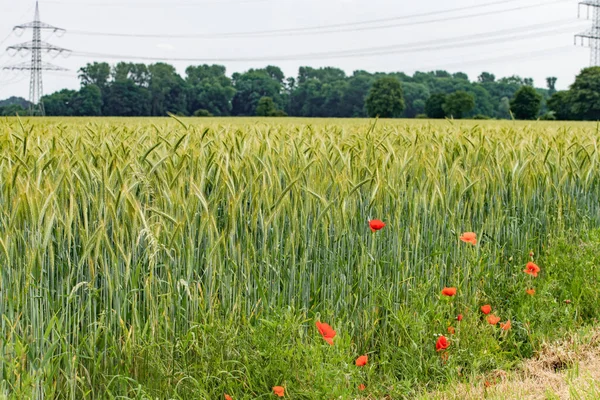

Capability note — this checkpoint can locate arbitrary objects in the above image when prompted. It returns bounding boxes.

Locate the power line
[409,45,577,73]
[0,33,13,48]
[0,5,36,61]
[44,0,294,7]
[68,20,585,63]
[68,0,566,39]
[0,73,28,86]
[4,47,577,90]
[267,0,572,38]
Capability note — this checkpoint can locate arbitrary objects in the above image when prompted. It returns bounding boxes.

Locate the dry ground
[422,328,600,400]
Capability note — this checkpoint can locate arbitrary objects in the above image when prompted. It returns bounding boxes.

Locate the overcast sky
[0,0,593,100]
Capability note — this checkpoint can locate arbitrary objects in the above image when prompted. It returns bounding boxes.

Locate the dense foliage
[510,86,543,120]
[2,65,599,121]
[365,76,405,118]
[0,63,567,119]
[548,67,600,121]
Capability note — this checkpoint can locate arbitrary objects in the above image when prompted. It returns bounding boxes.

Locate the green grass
[1,117,600,398]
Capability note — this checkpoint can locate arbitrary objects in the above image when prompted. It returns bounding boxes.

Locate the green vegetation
[4,65,599,121]
[549,66,600,121]
[365,76,405,118]
[425,93,448,119]
[442,90,475,119]
[0,97,29,116]
[8,63,598,120]
[1,118,600,399]
[510,85,543,120]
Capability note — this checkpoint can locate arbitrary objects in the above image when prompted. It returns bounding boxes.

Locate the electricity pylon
[576,0,600,67]
[3,1,70,116]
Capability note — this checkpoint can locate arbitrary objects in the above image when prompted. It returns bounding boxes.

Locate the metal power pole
[3,1,70,116]
[576,0,600,67]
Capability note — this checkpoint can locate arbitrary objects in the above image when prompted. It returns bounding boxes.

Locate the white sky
[0,0,593,100]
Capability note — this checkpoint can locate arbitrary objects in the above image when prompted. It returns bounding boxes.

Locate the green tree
[103,80,151,116]
[232,68,284,116]
[112,62,150,86]
[453,72,469,80]
[289,78,349,117]
[148,63,187,116]
[72,84,103,116]
[468,85,494,118]
[546,77,557,96]
[256,97,277,116]
[425,93,447,118]
[547,91,572,121]
[78,62,111,89]
[185,65,236,116]
[287,67,350,117]
[365,76,405,118]
[402,82,430,118]
[568,67,600,120]
[0,96,29,108]
[338,72,372,117]
[478,72,496,83]
[0,104,28,116]
[297,66,346,84]
[442,91,475,119]
[510,86,542,120]
[42,89,76,116]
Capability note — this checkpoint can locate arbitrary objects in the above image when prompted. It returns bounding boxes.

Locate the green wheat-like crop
[1,117,600,398]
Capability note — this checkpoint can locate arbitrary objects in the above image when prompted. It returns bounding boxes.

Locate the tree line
[1,62,599,120]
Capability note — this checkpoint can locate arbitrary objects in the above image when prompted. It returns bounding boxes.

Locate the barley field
[1,117,600,399]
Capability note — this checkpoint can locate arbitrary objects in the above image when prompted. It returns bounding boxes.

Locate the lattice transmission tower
[3,1,70,116]
[576,0,600,67]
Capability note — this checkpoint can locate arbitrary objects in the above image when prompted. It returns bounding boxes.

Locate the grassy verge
[421,326,600,400]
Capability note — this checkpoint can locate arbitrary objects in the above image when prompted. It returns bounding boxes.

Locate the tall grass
[1,117,600,398]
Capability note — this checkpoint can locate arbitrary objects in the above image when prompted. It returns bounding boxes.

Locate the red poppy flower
[459,232,477,245]
[358,384,366,391]
[456,314,463,322]
[480,305,492,315]
[487,315,501,325]
[500,320,511,331]
[447,326,455,335]
[369,219,385,232]
[526,288,535,296]
[225,395,232,400]
[524,262,541,277]
[436,335,449,351]
[355,355,368,367]
[441,287,457,297]
[315,321,336,345]
[273,386,285,397]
